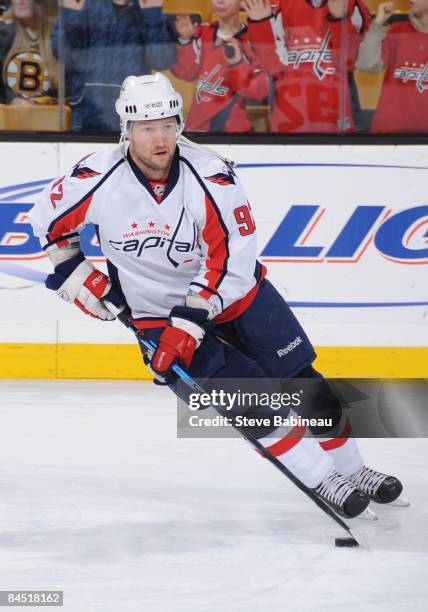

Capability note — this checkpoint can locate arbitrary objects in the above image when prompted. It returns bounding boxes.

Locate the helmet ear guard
[116,73,185,152]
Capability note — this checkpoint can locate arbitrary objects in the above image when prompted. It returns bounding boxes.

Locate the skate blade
[360,506,378,521]
[387,496,410,507]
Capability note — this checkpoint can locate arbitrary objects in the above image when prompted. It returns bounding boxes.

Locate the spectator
[356,1,428,132]
[242,0,371,133]
[0,0,58,105]
[52,0,176,131]
[0,1,12,21]
[172,0,269,132]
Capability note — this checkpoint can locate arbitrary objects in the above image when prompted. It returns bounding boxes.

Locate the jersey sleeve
[327,0,372,70]
[355,21,390,72]
[247,9,288,80]
[172,28,203,82]
[51,6,89,61]
[140,6,176,71]
[186,158,259,316]
[28,152,115,254]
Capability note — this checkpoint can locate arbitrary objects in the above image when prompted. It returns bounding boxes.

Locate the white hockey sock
[318,416,364,477]
[257,410,334,488]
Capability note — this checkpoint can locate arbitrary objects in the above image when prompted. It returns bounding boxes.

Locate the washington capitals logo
[393,62,428,94]
[71,160,101,180]
[196,65,229,103]
[205,166,236,186]
[287,31,334,81]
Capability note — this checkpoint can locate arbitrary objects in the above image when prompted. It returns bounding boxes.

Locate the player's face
[12,0,34,19]
[128,117,177,178]
[409,0,428,16]
[211,0,242,20]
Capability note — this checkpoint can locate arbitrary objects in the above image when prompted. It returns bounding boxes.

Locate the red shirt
[172,23,269,132]
[371,20,428,133]
[248,0,371,132]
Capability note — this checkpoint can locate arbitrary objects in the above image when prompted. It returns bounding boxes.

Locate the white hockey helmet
[115,72,184,144]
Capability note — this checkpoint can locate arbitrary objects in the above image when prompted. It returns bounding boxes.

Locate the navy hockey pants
[141,279,316,383]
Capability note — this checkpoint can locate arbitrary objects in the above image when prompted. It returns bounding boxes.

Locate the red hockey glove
[46,253,123,320]
[150,305,208,383]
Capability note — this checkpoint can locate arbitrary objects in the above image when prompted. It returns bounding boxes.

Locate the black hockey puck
[335,537,359,547]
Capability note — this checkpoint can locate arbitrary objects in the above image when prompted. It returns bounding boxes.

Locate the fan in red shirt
[172,0,269,132]
[356,0,428,133]
[242,0,371,133]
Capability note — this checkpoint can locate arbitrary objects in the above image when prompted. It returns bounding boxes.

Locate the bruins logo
[4,49,51,96]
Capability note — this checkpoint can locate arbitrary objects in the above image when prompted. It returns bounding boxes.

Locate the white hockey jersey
[29,137,266,327]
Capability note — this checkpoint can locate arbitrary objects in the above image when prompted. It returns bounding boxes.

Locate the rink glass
[0,1,426,136]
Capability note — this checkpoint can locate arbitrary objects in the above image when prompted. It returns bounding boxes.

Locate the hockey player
[29,73,402,519]
[355,0,428,132]
[172,0,269,132]
[241,0,371,132]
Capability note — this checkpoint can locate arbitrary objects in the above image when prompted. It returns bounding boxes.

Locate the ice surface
[0,380,426,612]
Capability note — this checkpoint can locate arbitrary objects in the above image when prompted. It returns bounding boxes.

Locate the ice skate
[314,469,370,519]
[348,466,403,504]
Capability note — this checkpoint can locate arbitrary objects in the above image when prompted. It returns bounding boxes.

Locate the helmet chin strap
[119,119,131,158]
[119,133,128,159]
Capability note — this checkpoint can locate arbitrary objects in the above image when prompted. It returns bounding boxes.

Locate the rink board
[0,142,426,378]
[0,344,426,379]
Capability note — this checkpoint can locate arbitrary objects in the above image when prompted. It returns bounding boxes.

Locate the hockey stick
[0,262,364,546]
[0,262,50,284]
